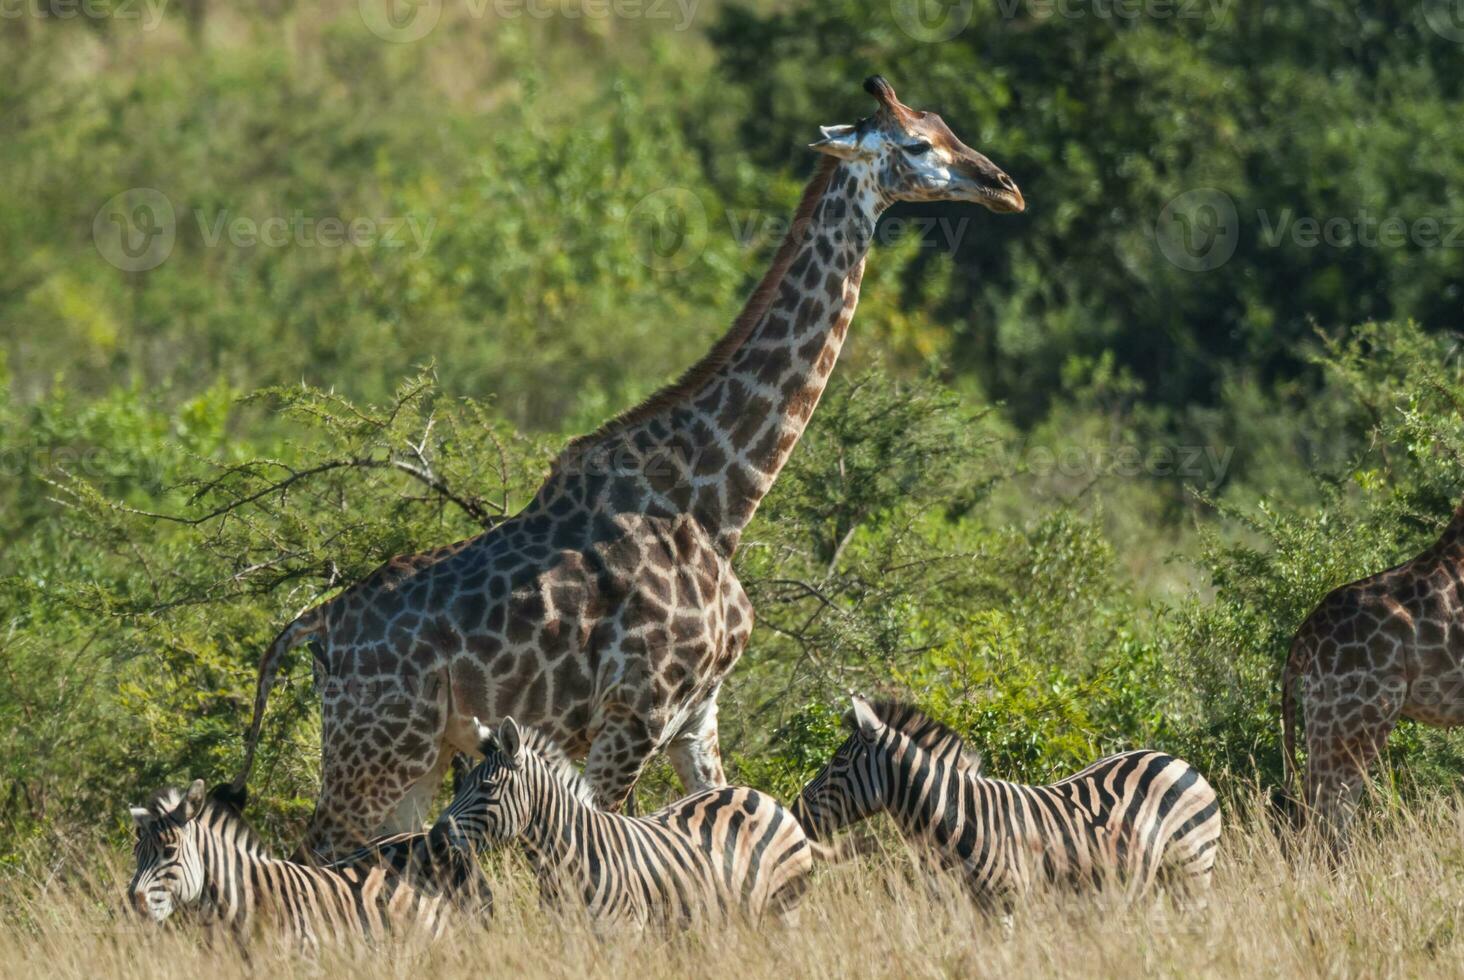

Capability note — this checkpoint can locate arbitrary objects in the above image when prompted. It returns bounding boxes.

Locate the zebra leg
[666,692,728,794]
[584,707,656,812]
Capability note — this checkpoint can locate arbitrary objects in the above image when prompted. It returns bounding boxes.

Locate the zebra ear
[498,717,524,767]
[850,696,881,740]
[129,806,152,826]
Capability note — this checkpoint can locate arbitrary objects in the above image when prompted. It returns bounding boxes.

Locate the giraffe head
[811,75,1024,213]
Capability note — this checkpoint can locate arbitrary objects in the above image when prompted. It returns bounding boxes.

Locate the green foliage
[1168,321,1464,788]
[710,0,1464,423]
[7,4,1464,863]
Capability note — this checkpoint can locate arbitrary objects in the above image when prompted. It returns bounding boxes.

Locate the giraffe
[1281,497,1464,847]
[231,75,1026,860]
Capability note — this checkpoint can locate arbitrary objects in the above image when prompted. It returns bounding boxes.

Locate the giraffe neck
[547,158,888,555]
[1443,497,1464,545]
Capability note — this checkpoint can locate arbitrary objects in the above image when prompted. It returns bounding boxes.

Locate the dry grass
[6,796,1464,980]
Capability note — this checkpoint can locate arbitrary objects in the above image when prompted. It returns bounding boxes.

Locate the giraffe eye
[902,141,933,155]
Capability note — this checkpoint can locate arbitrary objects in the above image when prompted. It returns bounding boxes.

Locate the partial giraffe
[1281,497,1464,849]
[233,74,1026,860]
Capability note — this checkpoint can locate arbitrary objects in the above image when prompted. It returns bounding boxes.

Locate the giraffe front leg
[666,692,727,794]
[584,706,656,812]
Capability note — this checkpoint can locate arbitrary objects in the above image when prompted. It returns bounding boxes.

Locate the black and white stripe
[793,697,1221,905]
[434,717,815,928]
[127,781,472,948]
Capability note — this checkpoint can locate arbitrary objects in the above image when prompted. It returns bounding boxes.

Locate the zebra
[432,716,816,929]
[792,696,1222,908]
[127,780,477,949]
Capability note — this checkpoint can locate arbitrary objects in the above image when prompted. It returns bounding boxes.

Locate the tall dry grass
[4,794,1464,979]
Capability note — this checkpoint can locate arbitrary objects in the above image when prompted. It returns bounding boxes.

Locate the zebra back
[128,780,459,948]
[796,698,1221,904]
[437,717,814,927]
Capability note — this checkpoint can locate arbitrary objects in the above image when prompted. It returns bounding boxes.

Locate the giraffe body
[1282,505,1464,845]
[234,76,1025,860]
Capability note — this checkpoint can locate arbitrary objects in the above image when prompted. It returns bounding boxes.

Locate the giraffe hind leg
[303,672,450,860]
[1304,716,1398,856]
[666,692,728,794]
[584,706,656,812]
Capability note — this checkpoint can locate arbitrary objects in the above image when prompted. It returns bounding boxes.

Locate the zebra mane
[862,700,983,774]
[137,784,268,851]
[480,725,598,807]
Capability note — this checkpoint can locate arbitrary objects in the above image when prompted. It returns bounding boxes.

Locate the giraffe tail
[1277,632,1306,820]
[231,610,326,793]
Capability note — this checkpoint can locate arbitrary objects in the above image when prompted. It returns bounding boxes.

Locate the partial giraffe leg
[584,705,656,812]
[301,668,450,860]
[1303,687,1401,854]
[666,692,727,794]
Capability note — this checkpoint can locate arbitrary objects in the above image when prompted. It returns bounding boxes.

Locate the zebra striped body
[794,698,1221,906]
[436,718,815,928]
[128,781,466,949]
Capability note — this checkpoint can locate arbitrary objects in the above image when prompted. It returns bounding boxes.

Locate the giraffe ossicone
[232,74,1025,861]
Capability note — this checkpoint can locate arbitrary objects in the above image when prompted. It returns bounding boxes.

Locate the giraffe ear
[498,717,524,767]
[849,696,881,740]
[810,124,866,160]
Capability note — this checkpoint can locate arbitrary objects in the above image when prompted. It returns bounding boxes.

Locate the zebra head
[435,717,533,851]
[792,696,891,841]
[127,779,208,923]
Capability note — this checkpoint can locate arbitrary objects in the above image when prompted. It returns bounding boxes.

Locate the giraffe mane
[858,699,983,774]
[558,156,842,458]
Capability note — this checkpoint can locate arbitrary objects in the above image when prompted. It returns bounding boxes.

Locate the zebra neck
[517,767,591,876]
[196,826,261,927]
[882,740,970,844]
